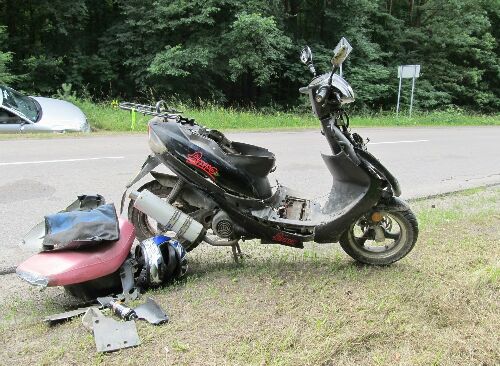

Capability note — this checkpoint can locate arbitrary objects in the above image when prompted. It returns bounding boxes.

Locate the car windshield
[0,86,39,122]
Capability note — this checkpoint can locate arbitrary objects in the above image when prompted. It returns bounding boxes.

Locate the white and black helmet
[134,235,188,288]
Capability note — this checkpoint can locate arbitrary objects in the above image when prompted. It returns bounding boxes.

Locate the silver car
[0,85,90,133]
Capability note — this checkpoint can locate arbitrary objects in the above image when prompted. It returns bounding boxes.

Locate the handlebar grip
[299,87,309,94]
[315,86,329,103]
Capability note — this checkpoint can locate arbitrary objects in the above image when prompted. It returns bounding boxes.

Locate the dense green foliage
[0,26,15,83]
[0,0,499,112]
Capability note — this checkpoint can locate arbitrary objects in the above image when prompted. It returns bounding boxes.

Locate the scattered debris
[42,297,169,352]
[44,306,102,325]
[97,296,169,325]
[134,298,169,325]
[97,297,137,321]
[93,317,140,352]
[118,258,139,301]
[90,297,168,352]
[82,307,105,332]
[17,196,179,354]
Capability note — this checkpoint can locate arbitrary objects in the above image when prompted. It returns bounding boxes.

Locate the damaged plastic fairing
[301,73,355,118]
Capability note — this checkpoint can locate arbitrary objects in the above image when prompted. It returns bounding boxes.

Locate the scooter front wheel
[339,198,418,265]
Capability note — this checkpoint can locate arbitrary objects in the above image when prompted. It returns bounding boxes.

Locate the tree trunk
[409,0,414,23]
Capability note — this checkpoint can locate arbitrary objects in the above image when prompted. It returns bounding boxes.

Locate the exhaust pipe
[130,189,206,244]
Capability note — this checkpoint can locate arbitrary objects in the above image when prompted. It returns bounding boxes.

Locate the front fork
[320,117,361,165]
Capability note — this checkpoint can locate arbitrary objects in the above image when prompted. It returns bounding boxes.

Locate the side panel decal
[186,152,219,180]
[272,232,299,246]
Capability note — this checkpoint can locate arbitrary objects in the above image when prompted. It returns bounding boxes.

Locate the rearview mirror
[300,46,316,76]
[332,37,352,66]
[300,46,313,65]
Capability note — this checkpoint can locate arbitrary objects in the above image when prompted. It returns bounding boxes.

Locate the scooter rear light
[148,125,167,154]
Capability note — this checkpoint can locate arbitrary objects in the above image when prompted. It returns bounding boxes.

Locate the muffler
[130,189,206,244]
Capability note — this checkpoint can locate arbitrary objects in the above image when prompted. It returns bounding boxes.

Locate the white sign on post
[398,65,420,79]
[396,64,420,117]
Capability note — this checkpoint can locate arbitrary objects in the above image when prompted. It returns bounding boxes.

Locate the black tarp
[41,195,120,251]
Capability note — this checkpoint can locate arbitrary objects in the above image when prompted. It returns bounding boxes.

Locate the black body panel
[357,149,401,197]
[314,151,381,242]
[151,119,275,199]
[156,151,311,247]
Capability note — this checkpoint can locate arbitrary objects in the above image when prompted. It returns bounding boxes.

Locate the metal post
[409,69,416,118]
[339,63,343,78]
[396,74,402,117]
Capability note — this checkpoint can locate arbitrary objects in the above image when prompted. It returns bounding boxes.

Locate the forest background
[0,0,498,114]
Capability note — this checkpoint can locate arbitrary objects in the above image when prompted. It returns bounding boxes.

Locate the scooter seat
[16,218,135,287]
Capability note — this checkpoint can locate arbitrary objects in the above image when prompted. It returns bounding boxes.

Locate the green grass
[0,100,498,140]
[74,100,500,132]
[1,187,498,365]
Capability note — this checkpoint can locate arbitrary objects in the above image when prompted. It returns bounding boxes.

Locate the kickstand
[231,243,243,263]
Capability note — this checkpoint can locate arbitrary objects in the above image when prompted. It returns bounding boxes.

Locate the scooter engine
[212,211,235,239]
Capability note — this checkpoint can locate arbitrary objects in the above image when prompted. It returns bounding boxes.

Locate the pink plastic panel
[16,218,135,287]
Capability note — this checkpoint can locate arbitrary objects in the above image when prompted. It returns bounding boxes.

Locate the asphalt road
[1,126,499,269]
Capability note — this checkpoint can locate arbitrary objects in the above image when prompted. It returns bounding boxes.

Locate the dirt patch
[0,179,56,204]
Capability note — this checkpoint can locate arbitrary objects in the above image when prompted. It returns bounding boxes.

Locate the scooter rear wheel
[339,198,418,265]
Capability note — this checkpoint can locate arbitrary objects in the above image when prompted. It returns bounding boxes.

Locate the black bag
[41,195,120,251]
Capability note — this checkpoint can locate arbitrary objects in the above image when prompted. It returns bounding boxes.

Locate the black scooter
[121,38,418,265]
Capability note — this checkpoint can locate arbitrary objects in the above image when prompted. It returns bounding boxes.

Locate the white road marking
[0,156,125,166]
[0,139,428,165]
[369,139,429,145]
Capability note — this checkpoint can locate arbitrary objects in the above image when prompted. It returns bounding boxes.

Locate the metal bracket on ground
[134,297,169,325]
[119,258,139,302]
[93,317,140,352]
[43,306,103,325]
